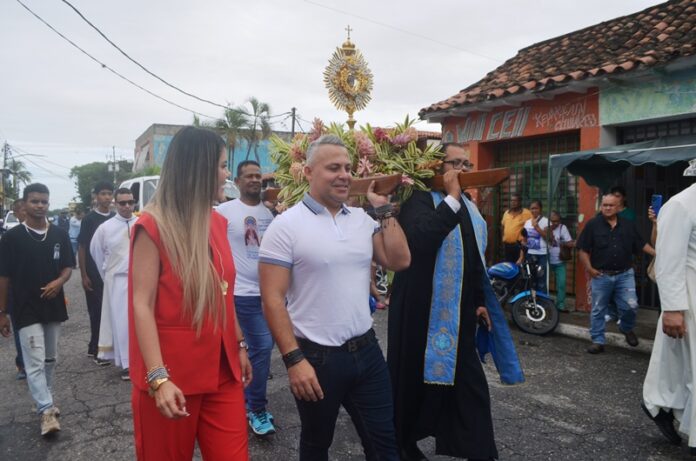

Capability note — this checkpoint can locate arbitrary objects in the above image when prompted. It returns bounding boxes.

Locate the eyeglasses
[442,159,473,169]
[117,200,135,206]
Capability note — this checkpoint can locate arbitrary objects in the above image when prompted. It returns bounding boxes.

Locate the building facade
[421,0,696,311]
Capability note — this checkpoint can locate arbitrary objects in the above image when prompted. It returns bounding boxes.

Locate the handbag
[558,225,572,261]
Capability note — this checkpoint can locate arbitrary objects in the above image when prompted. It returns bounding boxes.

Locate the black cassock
[388,190,497,459]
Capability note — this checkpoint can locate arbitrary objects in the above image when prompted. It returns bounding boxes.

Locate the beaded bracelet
[146,366,170,384]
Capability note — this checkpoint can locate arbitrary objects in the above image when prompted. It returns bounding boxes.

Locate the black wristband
[282,348,305,369]
[374,204,394,219]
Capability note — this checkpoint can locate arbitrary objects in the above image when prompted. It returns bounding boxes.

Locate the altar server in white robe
[643,160,696,449]
[90,188,137,378]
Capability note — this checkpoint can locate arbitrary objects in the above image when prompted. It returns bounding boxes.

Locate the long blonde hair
[146,126,226,331]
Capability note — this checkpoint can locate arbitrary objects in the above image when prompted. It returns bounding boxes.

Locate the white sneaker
[41,408,61,436]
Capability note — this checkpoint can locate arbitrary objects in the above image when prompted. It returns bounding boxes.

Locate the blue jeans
[19,322,61,414]
[295,330,399,461]
[234,295,274,412]
[590,269,639,344]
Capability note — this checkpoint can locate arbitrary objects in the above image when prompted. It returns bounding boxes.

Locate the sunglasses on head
[117,200,135,206]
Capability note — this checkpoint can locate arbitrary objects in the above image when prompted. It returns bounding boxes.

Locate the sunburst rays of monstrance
[323,26,374,130]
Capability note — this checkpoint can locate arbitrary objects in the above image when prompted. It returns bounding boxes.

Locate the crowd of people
[0,126,694,460]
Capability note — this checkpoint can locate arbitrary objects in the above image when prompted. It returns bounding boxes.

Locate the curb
[555,322,654,354]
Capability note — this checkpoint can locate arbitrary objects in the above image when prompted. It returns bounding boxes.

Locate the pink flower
[391,133,411,147]
[354,131,375,158]
[289,162,304,183]
[373,127,391,143]
[392,127,419,147]
[308,118,325,142]
[401,174,415,185]
[290,143,305,162]
[357,158,374,177]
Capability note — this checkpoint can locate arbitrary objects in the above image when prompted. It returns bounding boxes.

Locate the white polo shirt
[259,193,379,346]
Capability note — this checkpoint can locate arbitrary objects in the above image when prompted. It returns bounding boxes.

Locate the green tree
[2,157,33,201]
[70,160,133,206]
[200,97,272,171]
[241,97,272,164]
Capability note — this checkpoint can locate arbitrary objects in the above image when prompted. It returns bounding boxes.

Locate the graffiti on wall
[533,100,597,131]
[153,135,173,167]
[442,92,598,144]
[600,68,696,125]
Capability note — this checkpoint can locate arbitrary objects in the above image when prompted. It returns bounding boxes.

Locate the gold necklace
[23,222,50,242]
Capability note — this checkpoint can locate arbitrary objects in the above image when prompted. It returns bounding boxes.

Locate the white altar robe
[90,214,137,369]
[643,183,696,446]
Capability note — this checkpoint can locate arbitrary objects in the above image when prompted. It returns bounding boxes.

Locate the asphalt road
[1,273,693,460]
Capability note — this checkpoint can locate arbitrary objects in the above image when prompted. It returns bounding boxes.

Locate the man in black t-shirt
[0,183,74,437]
[77,181,114,364]
[577,193,655,354]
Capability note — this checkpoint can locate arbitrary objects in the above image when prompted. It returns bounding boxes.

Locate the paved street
[1,273,693,460]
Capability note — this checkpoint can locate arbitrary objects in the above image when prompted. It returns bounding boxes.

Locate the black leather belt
[297,328,376,353]
[600,269,630,276]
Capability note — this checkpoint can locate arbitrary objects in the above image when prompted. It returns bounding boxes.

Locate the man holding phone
[642,162,696,450]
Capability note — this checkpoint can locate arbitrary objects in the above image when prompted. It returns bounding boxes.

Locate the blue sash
[463,198,525,385]
[423,192,463,385]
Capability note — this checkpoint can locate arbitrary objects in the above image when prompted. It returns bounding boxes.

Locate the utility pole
[291,107,296,137]
[107,146,119,185]
[0,142,9,216]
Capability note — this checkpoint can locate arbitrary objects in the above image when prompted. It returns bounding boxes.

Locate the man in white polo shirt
[259,134,411,461]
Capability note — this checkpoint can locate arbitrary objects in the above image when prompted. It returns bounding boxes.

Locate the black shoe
[641,403,682,445]
[400,441,428,461]
[587,343,605,354]
[624,330,639,347]
[93,358,111,367]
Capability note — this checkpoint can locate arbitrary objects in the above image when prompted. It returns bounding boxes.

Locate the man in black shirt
[77,181,114,364]
[577,193,655,354]
[0,183,74,436]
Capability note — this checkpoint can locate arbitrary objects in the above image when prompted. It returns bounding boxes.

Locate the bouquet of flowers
[269,115,443,209]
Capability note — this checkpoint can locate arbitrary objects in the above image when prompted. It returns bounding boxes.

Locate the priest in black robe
[388,144,499,461]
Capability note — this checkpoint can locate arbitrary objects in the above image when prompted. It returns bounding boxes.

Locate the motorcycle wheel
[510,296,559,336]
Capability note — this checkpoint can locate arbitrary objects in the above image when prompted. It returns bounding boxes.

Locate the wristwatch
[238,340,249,351]
[148,377,170,396]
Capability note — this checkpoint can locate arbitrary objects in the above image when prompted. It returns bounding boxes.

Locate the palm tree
[4,157,32,200]
[241,97,272,164]
[204,97,272,171]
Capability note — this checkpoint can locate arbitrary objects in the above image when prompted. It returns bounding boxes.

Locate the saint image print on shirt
[244,216,261,257]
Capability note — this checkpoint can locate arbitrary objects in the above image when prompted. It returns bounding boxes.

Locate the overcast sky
[1,0,659,208]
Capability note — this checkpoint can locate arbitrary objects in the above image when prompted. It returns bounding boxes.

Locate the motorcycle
[487,257,559,335]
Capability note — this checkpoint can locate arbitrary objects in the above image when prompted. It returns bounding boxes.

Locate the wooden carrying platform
[427,167,510,190]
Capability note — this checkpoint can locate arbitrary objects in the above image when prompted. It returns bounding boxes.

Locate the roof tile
[421,0,696,116]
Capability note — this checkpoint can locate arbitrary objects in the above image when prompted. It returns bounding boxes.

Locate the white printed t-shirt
[524,216,549,255]
[217,199,274,296]
[259,194,379,347]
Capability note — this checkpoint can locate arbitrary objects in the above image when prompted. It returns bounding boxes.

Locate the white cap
[684,158,696,177]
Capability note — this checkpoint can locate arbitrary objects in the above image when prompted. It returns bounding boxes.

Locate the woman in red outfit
[129,126,251,460]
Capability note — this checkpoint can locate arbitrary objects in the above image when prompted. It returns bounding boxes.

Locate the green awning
[549,134,696,194]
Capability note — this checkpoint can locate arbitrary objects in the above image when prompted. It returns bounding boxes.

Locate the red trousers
[132,361,248,461]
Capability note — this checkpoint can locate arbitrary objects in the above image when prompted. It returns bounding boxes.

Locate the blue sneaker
[247,409,276,436]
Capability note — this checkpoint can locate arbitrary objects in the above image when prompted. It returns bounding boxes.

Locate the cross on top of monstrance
[323,26,373,130]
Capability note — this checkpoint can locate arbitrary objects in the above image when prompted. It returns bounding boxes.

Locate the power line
[15,0,218,120]
[9,145,73,172]
[10,149,70,181]
[303,0,503,63]
[60,0,230,111]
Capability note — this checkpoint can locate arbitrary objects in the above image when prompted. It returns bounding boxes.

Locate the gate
[483,133,580,296]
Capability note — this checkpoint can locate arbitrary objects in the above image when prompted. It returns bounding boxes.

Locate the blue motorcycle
[487,258,559,335]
